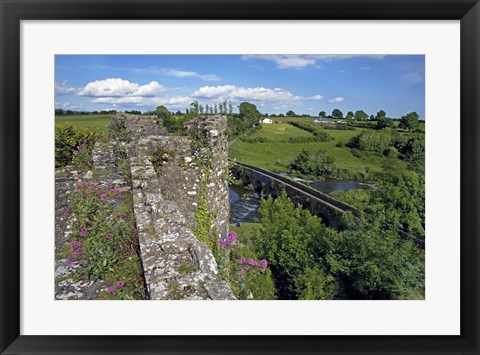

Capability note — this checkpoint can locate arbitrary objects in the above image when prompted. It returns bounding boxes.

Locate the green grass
[246,123,314,142]
[55,115,111,133]
[229,222,263,245]
[229,124,387,178]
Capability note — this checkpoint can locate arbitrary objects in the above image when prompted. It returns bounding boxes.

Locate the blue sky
[55,55,425,119]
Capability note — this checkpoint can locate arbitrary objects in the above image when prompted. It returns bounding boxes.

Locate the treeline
[55,109,118,116]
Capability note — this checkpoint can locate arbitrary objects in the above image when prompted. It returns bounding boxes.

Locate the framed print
[1,0,479,354]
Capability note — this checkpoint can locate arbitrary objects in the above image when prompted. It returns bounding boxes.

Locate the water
[278,172,368,194]
[229,173,371,223]
[229,184,261,224]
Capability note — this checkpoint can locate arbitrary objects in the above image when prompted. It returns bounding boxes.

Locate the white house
[313,118,334,124]
[262,118,273,124]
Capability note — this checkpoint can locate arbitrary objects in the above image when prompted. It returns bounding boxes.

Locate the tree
[228,101,234,115]
[376,116,394,129]
[189,100,200,116]
[290,149,337,177]
[239,102,261,122]
[155,105,171,119]
[345,113,353,121]
[286,110,296,117]
[354,110,369,120]
[205,104,210,115]
[319,111,327,118]
[257,190,332,299]
[347,111,354,118]
[399,112,420,131]
[375,110,387,120]
[199,105,204,115]
[331,109,343,119]
[175,110,182,116]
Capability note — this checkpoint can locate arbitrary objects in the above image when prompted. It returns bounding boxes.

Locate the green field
[55,114,111,133]
[229,122,388,178]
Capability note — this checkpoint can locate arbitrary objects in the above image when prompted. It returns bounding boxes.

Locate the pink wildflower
[79,227,87,237]
[115,189,121,196]
[258,259,268,268]
[87,220,93,226]
[77,183,83,189]
[238,268,245,275]
[67,261,74,267]
[69,253,76,258]
[207,231,212,238]
[105,233,113,239]
[77,248,84,255]
[246,258,257,266]
[85,182,91,188]
[237,257,246,265]
[100,193,107,200]
[78,259,84,265]
[116,281,125,287]
[62,208,69,217]
[107,286,116,294]
[70,241,80,250]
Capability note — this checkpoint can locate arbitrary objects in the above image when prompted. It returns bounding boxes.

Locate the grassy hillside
[55,114,111,133]
[229,122,388,179]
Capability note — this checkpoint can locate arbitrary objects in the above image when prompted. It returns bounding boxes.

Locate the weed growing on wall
[67,182,145,300]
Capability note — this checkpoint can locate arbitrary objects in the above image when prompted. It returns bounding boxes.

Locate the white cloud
[192,85,303,101]
[166,69,220,82]
[78,78,164,97]
[241,55,316,69]
[91,95,193,108]
[55,81,78,95]
[133,67,220,81]
[328,97,344,103]
[242,54,386,69]
[192,84,322,103]
[402,72,423,85]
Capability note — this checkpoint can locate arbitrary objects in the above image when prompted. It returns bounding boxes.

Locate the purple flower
[100,193,107,200]
[76,183,83,189]
[115,189,121,196]
[107,285,116,294]
[246,258,257,266]
[69,253,76,258]
[258,259,268,268]
[237,257,246,265]
[116,281,125,287]
[227,231,237,240]
[77,248,84,255]
[105,233,113,239]
[85,182,91,188]
[62,208,69,217]
[70,241,80,251]
[238,268,245,275]
[67,261,74,267]
[79,227,87,237]
[87,220,93,226]
[78,259,84,265]
[207,231,212,238]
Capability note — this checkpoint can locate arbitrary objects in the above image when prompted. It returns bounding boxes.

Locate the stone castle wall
[121,113,234,299]
[54,113,234,300]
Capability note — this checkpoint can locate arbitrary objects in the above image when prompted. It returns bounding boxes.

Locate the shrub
[348,131,392,155]
[55,124,98,168]
[290,149,337,177]
[109,116,132,142]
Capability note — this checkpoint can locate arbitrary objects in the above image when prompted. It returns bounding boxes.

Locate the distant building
[262,118,273,124]
[313,118,334,124]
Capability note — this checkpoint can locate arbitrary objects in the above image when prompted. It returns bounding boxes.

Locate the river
[229,174,370,224]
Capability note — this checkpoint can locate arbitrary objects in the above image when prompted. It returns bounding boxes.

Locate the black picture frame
[1,0,479,354]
